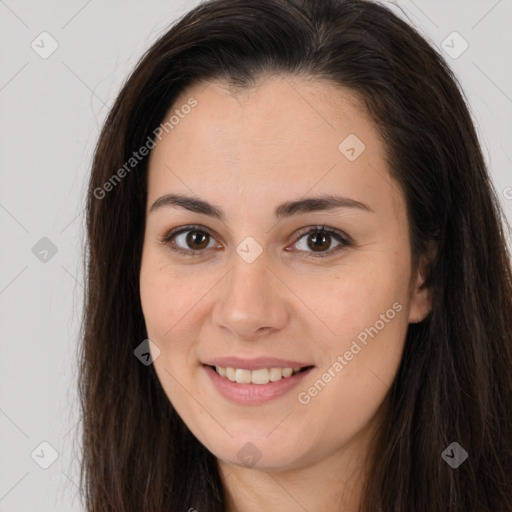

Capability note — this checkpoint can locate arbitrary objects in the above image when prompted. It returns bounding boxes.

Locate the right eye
[161,225,220,256]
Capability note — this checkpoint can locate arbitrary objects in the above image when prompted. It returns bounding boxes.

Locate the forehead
[160,75,374,152]
[146,75,401,221]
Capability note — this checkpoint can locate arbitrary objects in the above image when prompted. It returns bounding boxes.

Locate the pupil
[309,232,330,252]
[187,231,208,250]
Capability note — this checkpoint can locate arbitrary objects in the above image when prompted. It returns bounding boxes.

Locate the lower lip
[203,365,314,405]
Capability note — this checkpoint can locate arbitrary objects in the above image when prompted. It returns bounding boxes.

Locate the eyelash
[160,224,352,259]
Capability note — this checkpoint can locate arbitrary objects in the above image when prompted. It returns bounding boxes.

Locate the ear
[408,245,435,324]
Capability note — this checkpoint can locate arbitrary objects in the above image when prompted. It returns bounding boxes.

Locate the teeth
[235,368,252,384]
[269,367,283,382]
[215,366,301,384]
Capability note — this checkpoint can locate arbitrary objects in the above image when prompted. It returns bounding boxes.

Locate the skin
[139,75,432,512]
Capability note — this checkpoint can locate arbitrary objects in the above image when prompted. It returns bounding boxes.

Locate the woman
[79,0,512,510]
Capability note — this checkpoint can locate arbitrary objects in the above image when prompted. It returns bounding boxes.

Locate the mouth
[204,364,314,385]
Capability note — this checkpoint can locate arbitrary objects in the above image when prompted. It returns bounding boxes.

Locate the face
[139,75,431,472]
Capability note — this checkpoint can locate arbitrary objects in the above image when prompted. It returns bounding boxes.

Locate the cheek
[303,252,411,400]
[306,256,410,343]
[139,250,219,373]
[295,270,409,448]
[140,262,171,339]
[139,255,199,404]
[140,250,189,356]
[140,248,196,336]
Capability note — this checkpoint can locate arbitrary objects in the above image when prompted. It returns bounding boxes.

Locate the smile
[203,364,315,404]
[211,365,309,384]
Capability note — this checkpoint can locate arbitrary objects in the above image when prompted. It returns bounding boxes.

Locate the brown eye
[306,231,332,252]
[184,230,210,250]
[290,226,351,258]
[163,224,351,258]
[163,226,218,255]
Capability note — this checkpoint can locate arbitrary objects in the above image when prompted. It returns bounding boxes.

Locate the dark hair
[78,0,512,510]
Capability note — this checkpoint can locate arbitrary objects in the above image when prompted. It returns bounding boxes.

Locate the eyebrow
[149,192,373,220]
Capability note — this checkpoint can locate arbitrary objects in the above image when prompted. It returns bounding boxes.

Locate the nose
[211,250,289,341]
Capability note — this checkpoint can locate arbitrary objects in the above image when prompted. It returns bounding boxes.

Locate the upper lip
[203,357,314,371]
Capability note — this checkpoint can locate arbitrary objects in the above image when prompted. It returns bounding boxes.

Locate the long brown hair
[78,0,512,510]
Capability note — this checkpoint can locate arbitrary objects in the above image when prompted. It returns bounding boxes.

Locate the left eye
[290,226,349,257]
[162,225,350,258]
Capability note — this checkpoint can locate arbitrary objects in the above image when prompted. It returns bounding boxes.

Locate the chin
[210,437,312,472]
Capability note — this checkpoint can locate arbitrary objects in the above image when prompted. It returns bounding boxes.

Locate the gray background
[0,1,511,510]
